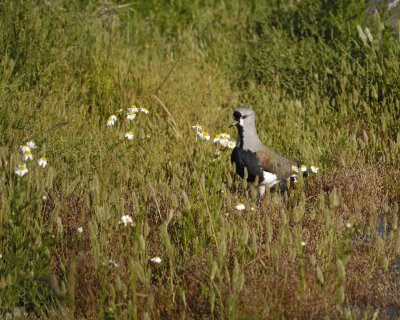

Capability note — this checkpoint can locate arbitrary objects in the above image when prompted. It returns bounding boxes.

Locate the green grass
[0,0,399,318]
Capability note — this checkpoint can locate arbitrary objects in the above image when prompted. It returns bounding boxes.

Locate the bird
[230,107,305,197]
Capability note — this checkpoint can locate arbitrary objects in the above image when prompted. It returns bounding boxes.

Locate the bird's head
[229,108,256,129]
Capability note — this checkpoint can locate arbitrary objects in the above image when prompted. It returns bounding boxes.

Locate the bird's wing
[256,150,297,180]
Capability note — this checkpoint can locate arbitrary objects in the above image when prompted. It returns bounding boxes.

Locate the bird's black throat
[236,125,244,149]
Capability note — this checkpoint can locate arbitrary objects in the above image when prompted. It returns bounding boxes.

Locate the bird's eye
[241,115,248,119]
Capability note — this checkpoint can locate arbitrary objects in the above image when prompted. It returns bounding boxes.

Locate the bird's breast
[231,147,264,183]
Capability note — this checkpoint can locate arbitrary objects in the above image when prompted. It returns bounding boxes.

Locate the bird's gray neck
[237,125,263,150]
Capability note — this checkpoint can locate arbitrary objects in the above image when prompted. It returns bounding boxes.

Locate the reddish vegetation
[42,160,400,319]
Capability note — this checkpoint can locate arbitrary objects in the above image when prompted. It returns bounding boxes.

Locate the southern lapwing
[230,107,304,197]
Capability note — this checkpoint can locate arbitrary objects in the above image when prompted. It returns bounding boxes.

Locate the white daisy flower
[77,227,83,233]
[219,137,230,147]
[310,166,319,174]
[235,203,246,211]
[300,165,307,172]
[213,135,221,143]
[125,131,134,140]
[24,151,33,161]
[127,112,136,120]
[108,259,119,268]
[128,105,139,113]
[214,133,231,145]
[38,156,48,168]
[219,133,231,139]
[107,115,117,126]
[346,222,352,228]
[301,241,307,246]
[227,140,236,149]
[197,130,210,141]
[291,165,299,173]
[192,124,203,131]
[27,140,37,149]
[121,214,134,226]
[15,163,28,177]
[150,256,162,264]
[140,107,149,114]
[202,131,211,140]
[20,145,31,154]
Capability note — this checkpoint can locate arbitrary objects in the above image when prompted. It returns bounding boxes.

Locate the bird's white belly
[261,171,279,188]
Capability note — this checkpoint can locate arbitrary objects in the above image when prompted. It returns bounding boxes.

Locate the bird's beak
[229,120,239,128]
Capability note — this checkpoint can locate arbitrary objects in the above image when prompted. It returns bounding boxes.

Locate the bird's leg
[279,180,288,196]
[258,185,266,199]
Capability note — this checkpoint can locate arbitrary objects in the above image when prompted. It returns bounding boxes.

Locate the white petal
[310,166,319,174]
[220,138,232,147]
[127,112,136,120]
[20,145,31,153]
[108,259,119,267]
[219,133,231,139]
[192,124,203,131]
[27,141,37,149]
[150,256,162,264]
[121,214,133,225]
[227,141,236,149]
[24,153,33,161]
[38,157,48,168]
[128,107,139,113]
[15,164,28,177]
[235,203,245,211]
